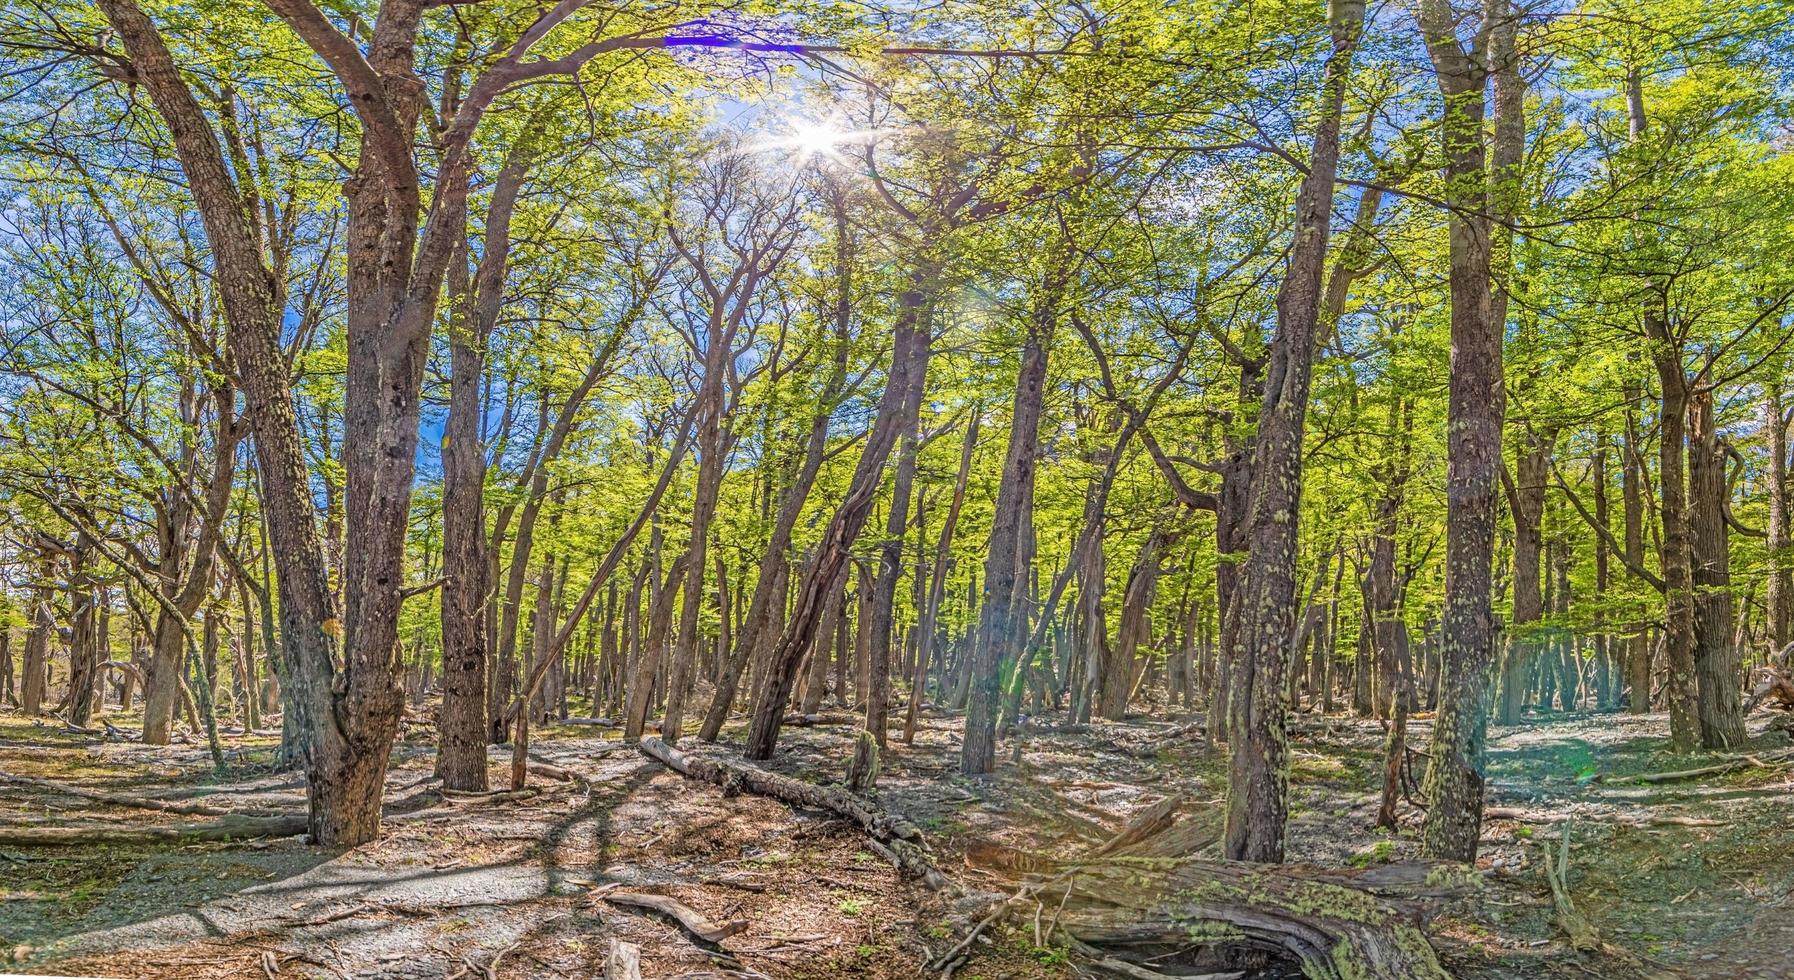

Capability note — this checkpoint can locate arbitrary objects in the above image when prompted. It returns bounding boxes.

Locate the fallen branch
[1088,795,1183,858]
[600,889,747,943]
[636,736,959,895]
[1540,822,1599,952]
[1633,746,1794,783]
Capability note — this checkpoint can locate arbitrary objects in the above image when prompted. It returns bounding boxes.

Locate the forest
[0,0,1792,977]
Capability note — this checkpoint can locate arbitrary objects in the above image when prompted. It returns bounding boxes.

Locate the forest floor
[0,704,1789,979]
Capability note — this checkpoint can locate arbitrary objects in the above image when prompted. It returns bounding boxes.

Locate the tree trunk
[907,413,980,742]
[1,629,14,707]
[1688,388,1744,748]
[1500,427,1551,724]
[699,336,846,741]
[1767,382,1792,652]
[1411,0,1519,864]
[866,350,928,749]
[1623,383,1652,713]
[1222,0,1363,863]
[65,561,101,728]
[743,257,935,761]
[965,326,1050,773]
[624,554,689,741]
[660,368,729,745]
[437,156,526,791]
[1649,351,1704,752]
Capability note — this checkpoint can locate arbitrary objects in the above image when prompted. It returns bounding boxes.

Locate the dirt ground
[1,705,1788,979]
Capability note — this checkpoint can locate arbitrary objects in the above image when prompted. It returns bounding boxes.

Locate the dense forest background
[2,0,1794,974]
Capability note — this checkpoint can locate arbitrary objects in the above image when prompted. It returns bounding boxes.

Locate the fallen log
[1745,664,1794,713]
[0,812,308,846]
[636,736,958,895]
[0,771,287,818]
[781,712,860,727]
[1091,795,1192,858]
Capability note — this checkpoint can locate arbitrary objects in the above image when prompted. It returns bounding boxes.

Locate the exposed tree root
[1043,858,1455,980]
[1540,823,1599,952]
[980,801,1464,980]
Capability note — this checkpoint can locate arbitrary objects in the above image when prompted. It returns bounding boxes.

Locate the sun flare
[785,120,849,160]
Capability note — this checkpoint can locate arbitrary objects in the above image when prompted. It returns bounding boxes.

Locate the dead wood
[0,812,307,846]
[636,736,960,895]
[1633,746,1794,783]
[600,889,747,944]
[604,939,643,980]
[1089,795,1184,858]
[1540,823,1599,953]
[1486,806,1726,830]
[1045,859,1453,980]
[1744,664,1794,714]
[527,760,575,782]
[959,793,1457,979]
[0,770,287,818]
[782,712,859,727]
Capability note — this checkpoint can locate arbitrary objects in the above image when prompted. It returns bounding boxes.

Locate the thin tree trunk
[743,256,935,761]
[964,325,1050,773]
[1500,427,1551,724]
[1623,383,1652,713]
[437,153,526,791]
[908,413,980,742]
[1767,382,1792,651]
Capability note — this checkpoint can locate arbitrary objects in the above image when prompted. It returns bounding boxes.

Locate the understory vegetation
[1,0,1792,976]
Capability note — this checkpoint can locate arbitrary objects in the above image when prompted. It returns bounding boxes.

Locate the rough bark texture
[1688,389,1744,748]
[1414,0,1516,863]
[1648,346,1704,752]
[964,326,1049,773]
[437,155,527,791]
[1768,383,1792,652]
[97,0,345,838]
[1500,428,1551,724]
[1222,0,1363,863]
